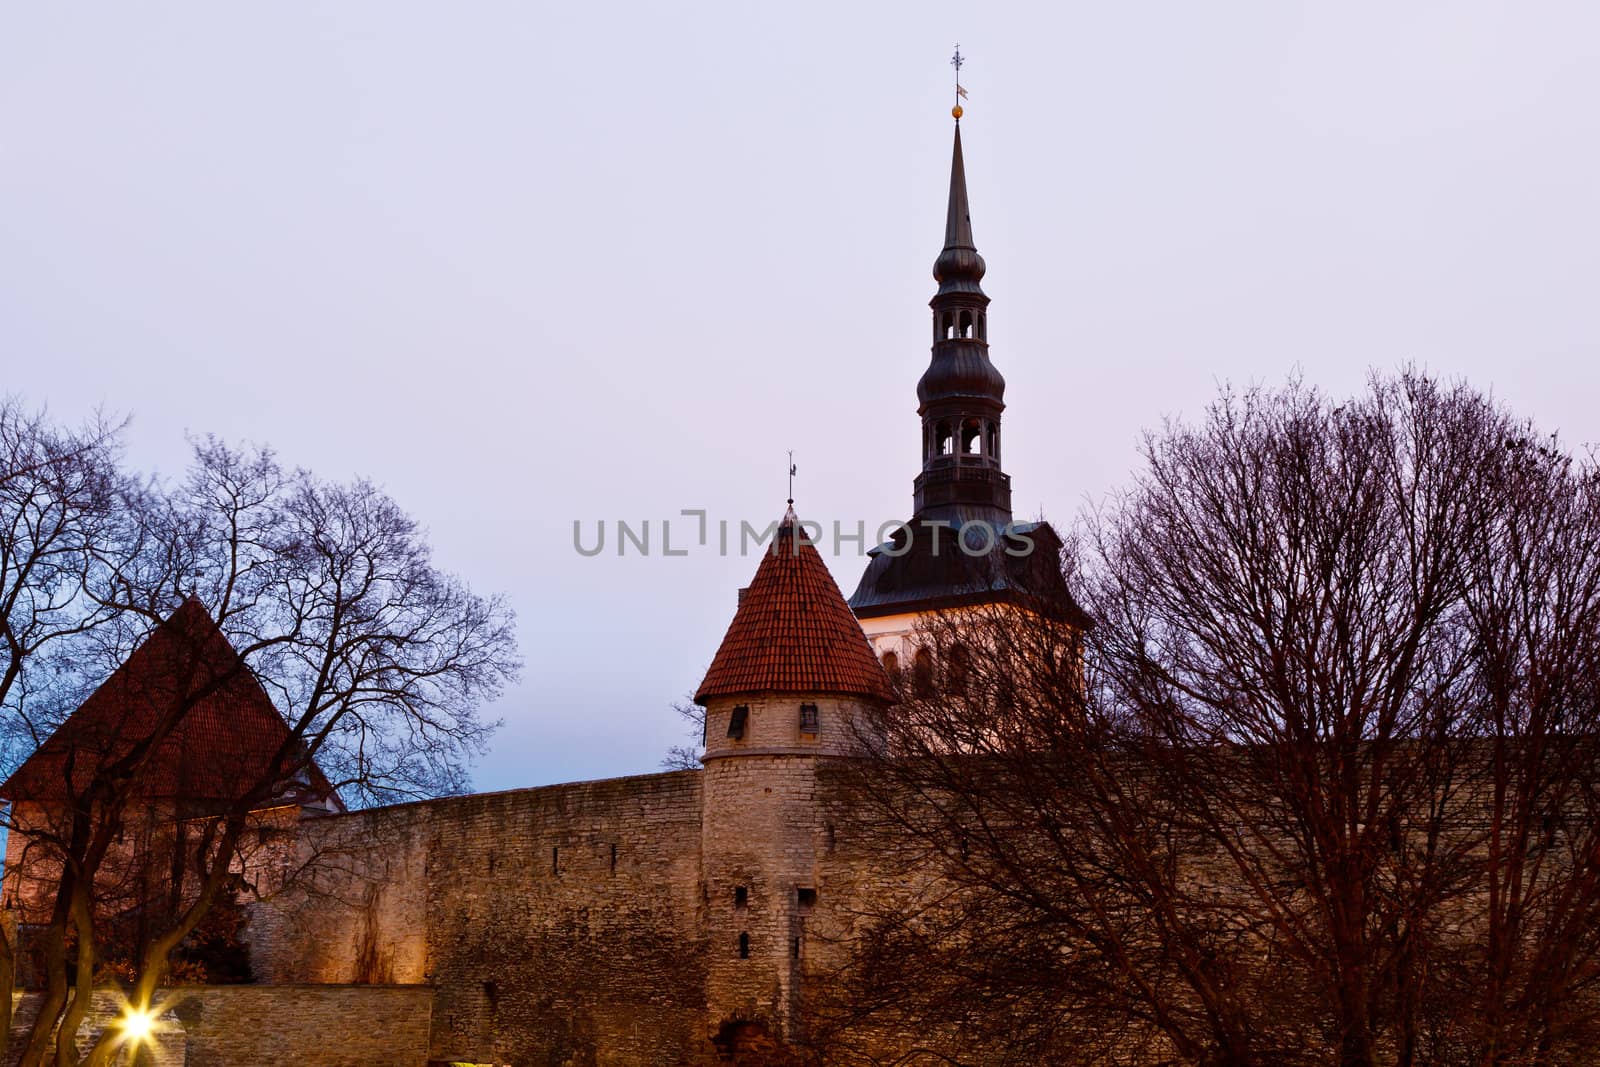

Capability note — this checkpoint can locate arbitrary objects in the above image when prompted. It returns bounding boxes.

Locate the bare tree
[825,373,1600,1067]
[0,399,126,1061]
[662,698,706,771]
[4,435,521,1067]
[1454,427,1600,1062]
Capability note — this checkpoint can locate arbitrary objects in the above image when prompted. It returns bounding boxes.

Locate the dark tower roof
[697,508,895,705]
[848,112,1088,626]
[932,123,987,300]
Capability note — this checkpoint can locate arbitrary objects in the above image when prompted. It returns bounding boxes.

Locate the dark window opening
[962,419,982,455]
[735,886,748,909]
[727,705,749,740]
[483,981,499,1009]
[913,649,935,697]
[799,703,819,734]
[738,933,750,959]
[959,309,974,338]
[487,850,496,873]
[947,645,970,697]
[551,846,559,875]
[880,650,899,675]
[792,937,801,959]
[610,844,618,873]
[797,887,817,909]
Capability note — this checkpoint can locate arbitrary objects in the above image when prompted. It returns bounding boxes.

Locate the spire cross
[950,45,968,118]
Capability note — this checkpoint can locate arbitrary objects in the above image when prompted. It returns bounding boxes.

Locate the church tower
[915,118,1011,526]
[849,106,1084,665]
[695,506,894,1051]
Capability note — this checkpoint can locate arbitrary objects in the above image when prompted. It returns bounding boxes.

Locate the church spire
[848,67,1087,625]
[934,123,979,292]
[913,106,1010,524]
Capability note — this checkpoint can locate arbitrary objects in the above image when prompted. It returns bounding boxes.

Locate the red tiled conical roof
[696,511,894,705]
[0,597,334,807]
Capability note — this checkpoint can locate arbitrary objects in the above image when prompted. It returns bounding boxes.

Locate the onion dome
[917,346,1006,406]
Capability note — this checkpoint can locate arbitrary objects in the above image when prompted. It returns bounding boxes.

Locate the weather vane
[950,44,969,119]
[787,451,797,504]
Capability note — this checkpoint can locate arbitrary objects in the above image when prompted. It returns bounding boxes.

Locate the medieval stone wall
[250,770,710,1067]
[168,984,434,1067]
[7,986,432,1067]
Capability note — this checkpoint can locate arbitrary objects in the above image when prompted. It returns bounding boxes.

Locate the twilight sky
[3,2,1598,792]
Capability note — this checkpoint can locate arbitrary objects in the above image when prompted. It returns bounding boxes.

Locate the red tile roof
[0,597,333,808]
[696,512,895,705]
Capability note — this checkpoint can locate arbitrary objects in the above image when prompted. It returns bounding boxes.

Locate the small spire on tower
[783,451,798,526]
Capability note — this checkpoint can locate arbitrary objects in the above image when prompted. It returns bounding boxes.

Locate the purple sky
[4,3,1599,792]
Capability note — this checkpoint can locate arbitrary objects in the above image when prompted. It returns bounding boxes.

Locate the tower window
[947,645,970,697]
[727,705,749,740]
[738,933,750,959]
[937,422,954,456]
[913,649,935,697]
[962,419,982,455]
[880,650,899,674]
[959,309,974,338]
[799,703,819,734]
[735,886,748,909]
[797,887,817,909]
[792,937,801,959]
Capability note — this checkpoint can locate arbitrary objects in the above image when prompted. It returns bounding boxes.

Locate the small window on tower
[735,885,748,909]
[959,309,974,338]
[880,650,899,675]
[727,705,749,740]
[799,703,819,734]
[738,933,751,959]
[797,887,817,910]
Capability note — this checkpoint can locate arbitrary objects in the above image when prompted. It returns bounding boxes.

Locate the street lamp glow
[119,1005,155,1045]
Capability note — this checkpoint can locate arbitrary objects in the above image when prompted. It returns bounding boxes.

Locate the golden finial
[950,45,968,120]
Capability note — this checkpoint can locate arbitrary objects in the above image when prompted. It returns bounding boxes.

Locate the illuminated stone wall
[5,986,432,1067]
[250,770,711,1066]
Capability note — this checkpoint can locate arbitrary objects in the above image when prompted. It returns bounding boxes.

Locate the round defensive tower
[694,504,895,1051]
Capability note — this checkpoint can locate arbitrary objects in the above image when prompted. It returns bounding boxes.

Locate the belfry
[848,102,1083,658]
